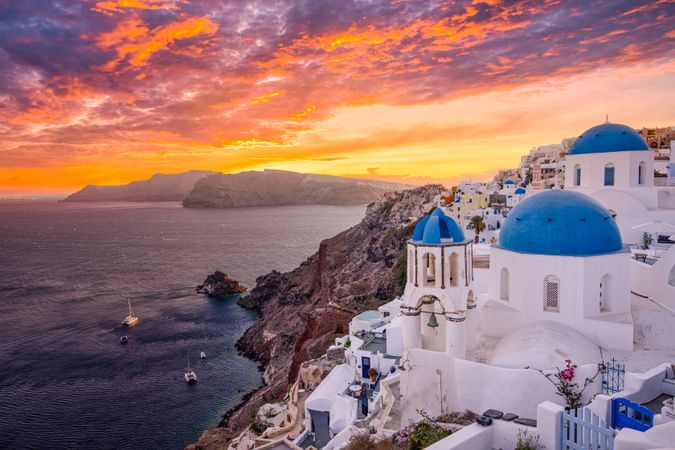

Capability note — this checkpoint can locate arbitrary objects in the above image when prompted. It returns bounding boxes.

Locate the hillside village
[204,123,675,450]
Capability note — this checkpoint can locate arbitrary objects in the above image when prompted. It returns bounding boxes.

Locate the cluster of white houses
[255,123,675,450]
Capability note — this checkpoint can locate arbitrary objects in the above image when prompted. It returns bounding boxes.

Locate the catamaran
[122,299,139,327]
[185,352,197,383]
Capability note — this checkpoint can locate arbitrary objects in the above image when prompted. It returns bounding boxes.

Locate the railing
[602,358,625,395]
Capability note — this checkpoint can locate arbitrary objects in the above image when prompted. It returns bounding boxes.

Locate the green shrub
[515,429,543,450]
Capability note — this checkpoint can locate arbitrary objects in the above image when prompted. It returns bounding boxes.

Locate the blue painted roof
[514,187,526,195]
[504,180,515,185]
[497,190,623,256]
[569,123,649,155]
[412,208,465,245]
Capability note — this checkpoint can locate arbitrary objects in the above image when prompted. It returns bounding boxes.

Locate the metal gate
[611,397,654,432]
[561,408,615,450]
[602,358,625,395]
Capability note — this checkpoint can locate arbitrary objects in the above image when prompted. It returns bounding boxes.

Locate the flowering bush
[535,360,603,410]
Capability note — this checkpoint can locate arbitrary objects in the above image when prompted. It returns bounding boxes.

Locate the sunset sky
[0,0,673,196]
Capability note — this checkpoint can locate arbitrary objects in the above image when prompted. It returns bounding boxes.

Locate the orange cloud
[93,0,187,15]
[96,16,219,70]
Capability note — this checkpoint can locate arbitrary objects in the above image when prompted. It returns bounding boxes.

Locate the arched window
[638,161,646,185]
[543,275,560,312]
[600,274,611,312]
[449,252,459,287]
[574,164,581,186]
[422,253,436,287]
[500,267,509,301]
[604,163,615,186]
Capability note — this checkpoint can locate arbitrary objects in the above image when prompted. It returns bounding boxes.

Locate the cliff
[64,171,215,202]
[182,169,412,208]
[188,184,445,449]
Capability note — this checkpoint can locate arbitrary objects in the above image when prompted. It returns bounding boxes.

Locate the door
[309,409,330,448]
[361,356,371,378]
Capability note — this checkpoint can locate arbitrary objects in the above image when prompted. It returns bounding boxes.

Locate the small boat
[120,336,129,344]
[185,352,197,383]
[122,299,139,327]
[200,351,207,359]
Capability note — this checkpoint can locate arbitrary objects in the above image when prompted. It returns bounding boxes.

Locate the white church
[276,122,675,450]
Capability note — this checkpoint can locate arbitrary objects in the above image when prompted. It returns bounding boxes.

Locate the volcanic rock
[196,271,247,297]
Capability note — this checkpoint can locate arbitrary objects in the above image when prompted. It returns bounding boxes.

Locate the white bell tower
[401,208,476,359]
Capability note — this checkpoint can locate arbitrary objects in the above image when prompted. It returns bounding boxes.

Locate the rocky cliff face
[189,184,445,449]
[182,169,412,208]
[64,171,215,202]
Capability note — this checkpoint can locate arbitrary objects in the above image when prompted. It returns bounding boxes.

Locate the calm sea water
[0,201,365,450]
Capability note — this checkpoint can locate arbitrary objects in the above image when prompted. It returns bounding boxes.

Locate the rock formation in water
[196,271,247,297]
[182,169,412,208]
[188,184,445,449]
[64,171,215,202]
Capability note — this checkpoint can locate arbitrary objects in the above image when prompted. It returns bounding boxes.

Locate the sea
[0,201,365,450]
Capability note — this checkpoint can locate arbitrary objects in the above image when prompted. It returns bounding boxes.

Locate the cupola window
[638,161,646,185]
[604,164,615,186]
[574,164,581,186]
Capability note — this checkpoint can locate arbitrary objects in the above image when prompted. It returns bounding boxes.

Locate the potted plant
[389,365,396,375]
[368,367,378,382]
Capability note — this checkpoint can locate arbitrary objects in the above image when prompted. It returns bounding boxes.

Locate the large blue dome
[498,190,623,256]
[569,123,649,155]
[412,208,465,245]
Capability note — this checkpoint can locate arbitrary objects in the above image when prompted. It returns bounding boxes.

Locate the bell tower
[401,208,476,359]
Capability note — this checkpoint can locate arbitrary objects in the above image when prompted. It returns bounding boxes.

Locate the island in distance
[64,169,412,207]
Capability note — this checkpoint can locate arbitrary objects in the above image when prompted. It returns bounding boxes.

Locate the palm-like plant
[470,215,486,243]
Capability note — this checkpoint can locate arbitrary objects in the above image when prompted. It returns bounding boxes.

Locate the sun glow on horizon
[0,1,673,196]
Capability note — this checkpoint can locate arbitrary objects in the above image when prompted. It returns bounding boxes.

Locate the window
[600,274,611,312]
[449,252,459,287]
[422,253,436,287]
[544,276,560,312]
[604,164,615,186]
[500,267,509,301]
[574,164,581,186]
[408,250,414,283]
[638,161,646,185]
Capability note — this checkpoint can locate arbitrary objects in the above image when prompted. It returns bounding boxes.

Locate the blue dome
[514,187,526,195]
[504,180,515,185]
[569,123,649,155]
[498,190,623,256]
[412,208,465,245]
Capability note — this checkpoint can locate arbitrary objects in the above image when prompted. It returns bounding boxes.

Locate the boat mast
[128,299,134,317]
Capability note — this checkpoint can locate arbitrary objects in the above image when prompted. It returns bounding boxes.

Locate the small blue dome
[412,208,465,245]
[504,180,515,185]
[498,190,623,256]
[569,123,649,155]
[514,187,526,195]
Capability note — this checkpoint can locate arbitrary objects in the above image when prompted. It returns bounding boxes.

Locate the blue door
[361,356,371,378]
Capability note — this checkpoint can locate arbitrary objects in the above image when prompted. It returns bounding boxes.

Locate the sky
[0,0,673,196]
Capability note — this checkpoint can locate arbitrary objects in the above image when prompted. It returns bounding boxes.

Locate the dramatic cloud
[0,0,673,194]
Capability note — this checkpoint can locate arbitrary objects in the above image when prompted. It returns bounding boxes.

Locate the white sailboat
[185,352,197,383]
[122,299,139,327]
[200,351,207,359]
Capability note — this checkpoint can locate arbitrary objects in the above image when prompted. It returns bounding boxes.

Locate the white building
[565,122,658,209]
[481,189,634,351]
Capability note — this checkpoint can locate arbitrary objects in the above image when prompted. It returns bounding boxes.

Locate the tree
[470,215,486,243]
